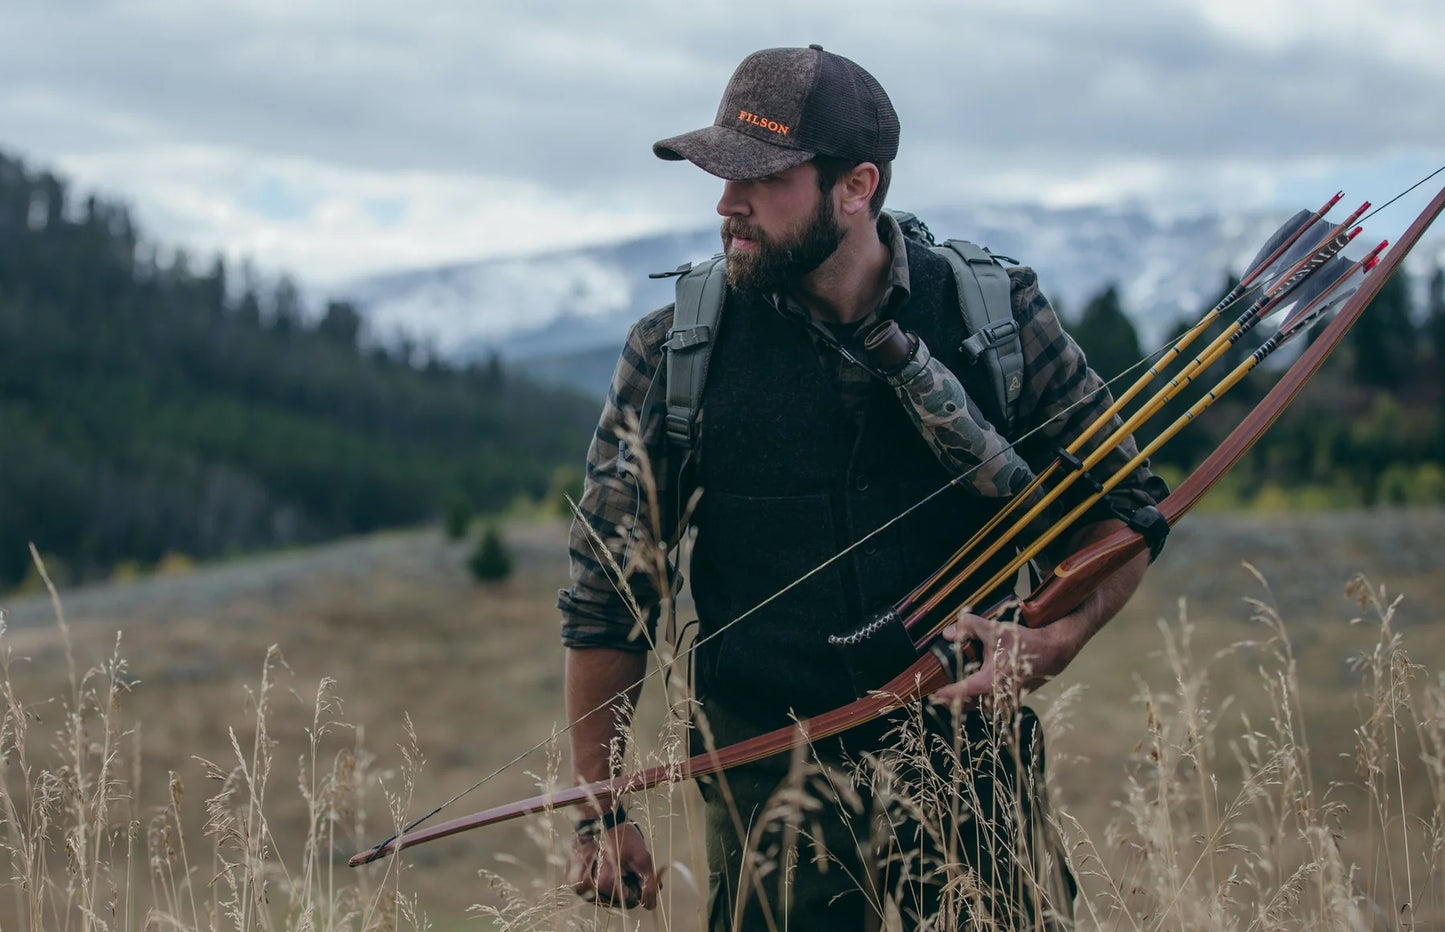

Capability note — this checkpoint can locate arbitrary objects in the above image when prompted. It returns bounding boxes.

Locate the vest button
[854,473,870,491]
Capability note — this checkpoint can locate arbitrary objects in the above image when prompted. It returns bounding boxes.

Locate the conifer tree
[1427,266,1445,373]
[1348,267,1416,390]
[1071,285,1143,390]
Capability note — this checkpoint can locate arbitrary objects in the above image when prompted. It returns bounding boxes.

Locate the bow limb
[1021,181,1445,627]
[349,652,956,866]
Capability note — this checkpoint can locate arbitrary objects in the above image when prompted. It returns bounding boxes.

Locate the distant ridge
[336,203,1314,365]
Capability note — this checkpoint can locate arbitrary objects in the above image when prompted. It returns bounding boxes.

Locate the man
[557,45,1166,930]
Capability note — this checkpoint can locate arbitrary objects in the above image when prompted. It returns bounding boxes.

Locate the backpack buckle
[960,319,1019,363]
[649,261,695,280]
[664,413,696,447]
[664,325,713,352]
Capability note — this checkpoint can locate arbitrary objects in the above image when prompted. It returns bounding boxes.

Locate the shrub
[547,465,585,518]
[1377,461,1445,505]
[468,524,512,581]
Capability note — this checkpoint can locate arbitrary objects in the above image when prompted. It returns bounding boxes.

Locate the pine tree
[318,300,362,347]
[1070,285,1143,388]
[444,494,472,541]
[1348,267,1416,390]
[1427,266,1445,373]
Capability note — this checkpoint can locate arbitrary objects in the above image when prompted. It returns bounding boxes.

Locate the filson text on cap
[737,110,789,135]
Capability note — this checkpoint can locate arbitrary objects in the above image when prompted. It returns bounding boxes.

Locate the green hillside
[0,148,600,589]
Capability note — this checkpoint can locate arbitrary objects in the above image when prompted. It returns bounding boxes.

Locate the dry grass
[0,510,1442,929]
[0,550,419,931]
[1059,574,1445,930]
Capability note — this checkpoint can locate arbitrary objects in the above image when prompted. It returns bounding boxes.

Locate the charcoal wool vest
[689,240,1017,735]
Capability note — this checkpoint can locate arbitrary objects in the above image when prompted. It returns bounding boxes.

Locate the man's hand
[566,822,659,911]
[931,611,1088,707]
[931,518,1153,707]
[565,647,655,907]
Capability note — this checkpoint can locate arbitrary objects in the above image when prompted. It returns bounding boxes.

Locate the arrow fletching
[1275,239,1389,341]
[1253,200,1369,297]
[1240,192,1344,289]
[1242,201,1331,284]
[1266,226,1365,327]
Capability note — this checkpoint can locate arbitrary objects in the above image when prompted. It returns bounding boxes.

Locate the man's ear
[837,162,879,219]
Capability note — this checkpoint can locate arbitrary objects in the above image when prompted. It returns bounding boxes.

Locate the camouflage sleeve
[556,306,678,652]
[884,333,1036,498]
[1008,267,1170,554]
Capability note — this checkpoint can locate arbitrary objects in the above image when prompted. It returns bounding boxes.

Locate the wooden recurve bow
[351,182,1445,867]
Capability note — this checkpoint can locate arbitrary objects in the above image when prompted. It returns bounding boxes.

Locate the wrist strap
[575,803,628,838]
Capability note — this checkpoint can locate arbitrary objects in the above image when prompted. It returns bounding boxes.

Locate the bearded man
[557,45,1166,931]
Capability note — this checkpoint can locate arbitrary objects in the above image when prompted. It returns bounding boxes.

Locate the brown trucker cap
[653,44,899,181]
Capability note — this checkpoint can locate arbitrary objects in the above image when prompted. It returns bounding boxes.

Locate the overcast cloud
[2,0,1442,284]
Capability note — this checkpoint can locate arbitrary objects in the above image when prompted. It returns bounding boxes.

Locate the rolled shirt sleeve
[557,307,680,651]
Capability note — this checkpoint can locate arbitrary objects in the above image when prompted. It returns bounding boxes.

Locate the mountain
[338,227,720,363]
[335,204,1301,371]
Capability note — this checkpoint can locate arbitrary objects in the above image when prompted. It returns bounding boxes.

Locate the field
[1,507,1443,930]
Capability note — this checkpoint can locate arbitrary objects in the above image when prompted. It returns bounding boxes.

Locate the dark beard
[719,194,844,293]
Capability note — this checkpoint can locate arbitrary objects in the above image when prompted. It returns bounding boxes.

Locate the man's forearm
[566,646,647,812]
[1050,518,1149,651]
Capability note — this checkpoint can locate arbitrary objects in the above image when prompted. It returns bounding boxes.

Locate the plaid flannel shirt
[558,216,1167,651]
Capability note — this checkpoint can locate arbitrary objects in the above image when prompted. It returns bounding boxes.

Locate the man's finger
[585,870,654,911]
[568,838,599,896]
[589,848,625,907]
[958,665,995,700]
[944,610,995,643]
[929,680,973,706]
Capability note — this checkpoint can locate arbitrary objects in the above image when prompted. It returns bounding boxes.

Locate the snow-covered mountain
[333,202,1419,368]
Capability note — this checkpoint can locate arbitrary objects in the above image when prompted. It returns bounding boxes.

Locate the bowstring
[1362,164,1445,223]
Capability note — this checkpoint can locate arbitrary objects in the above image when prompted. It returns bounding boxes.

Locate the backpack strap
[932,239,1025,433]
[653,232,1025,450]
[660,254,728,451]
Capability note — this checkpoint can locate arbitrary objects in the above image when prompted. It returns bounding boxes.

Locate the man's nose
[716,181,750,218]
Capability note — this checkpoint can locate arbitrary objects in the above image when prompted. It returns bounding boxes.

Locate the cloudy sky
[3,0,1442,286]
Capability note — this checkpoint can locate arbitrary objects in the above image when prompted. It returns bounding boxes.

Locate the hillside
[0,148,601,589]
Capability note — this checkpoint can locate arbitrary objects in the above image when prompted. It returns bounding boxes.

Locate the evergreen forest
[0,149,600,590]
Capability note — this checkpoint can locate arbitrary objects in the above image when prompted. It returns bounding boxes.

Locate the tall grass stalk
[1065,573,1444,930]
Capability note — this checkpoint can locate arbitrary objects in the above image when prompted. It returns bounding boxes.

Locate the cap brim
[653,125,814,181]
